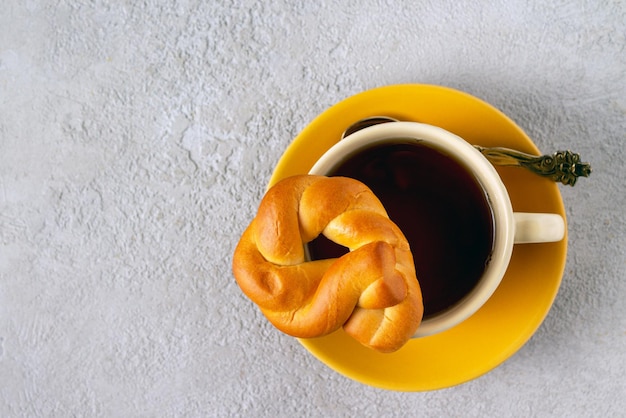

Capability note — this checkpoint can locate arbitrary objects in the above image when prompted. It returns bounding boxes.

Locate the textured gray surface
[1,0,625,416]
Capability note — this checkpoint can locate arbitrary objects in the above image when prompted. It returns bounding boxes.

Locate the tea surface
[308,142,494,317]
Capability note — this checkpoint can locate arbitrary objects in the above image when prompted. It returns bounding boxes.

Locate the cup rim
[308,121,515,337]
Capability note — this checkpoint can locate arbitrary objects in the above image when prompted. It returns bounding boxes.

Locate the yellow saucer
[268,84,567,391]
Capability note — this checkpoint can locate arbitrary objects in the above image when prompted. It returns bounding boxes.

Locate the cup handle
[513,212,565,244]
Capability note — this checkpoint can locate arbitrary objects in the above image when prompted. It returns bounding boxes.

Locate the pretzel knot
[233,175,423,353]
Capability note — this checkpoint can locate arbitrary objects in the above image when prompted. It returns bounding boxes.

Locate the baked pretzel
[232,175,423,352]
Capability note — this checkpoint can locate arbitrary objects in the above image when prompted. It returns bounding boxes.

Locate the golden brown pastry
[232,175,423,353]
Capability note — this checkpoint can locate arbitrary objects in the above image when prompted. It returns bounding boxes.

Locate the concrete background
[1,0,625,416]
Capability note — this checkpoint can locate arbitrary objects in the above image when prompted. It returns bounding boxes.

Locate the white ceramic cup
[308,122,565,337]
